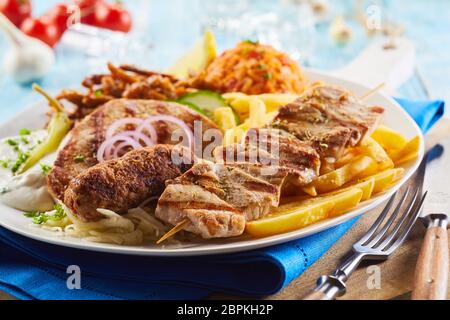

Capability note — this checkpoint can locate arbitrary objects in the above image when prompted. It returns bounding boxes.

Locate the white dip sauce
[0,130,56,212]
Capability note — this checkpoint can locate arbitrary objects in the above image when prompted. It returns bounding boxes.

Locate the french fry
[248,97,267,128]
[300,187,364,217]
[222,92,248,101]
[371,125,408,150]
[328,178,375,201]
[335,149,360,168]
[395,152,419,166]
[320,161,336,175]
[362,168,405,194]
[223,122,250,145]
[389,136,421,163]
[256,94,299,112]
[247,187,364,237]
[302,186,318,197]
[358,137,394,170]
[214,107,238,131]
[313,156,377,193]
[245,201,334,237]
[316,188,362,217]
[229,97,250,116]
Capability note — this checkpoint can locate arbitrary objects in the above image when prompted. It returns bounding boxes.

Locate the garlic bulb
[0,13,55,84]
[330,16,352,45]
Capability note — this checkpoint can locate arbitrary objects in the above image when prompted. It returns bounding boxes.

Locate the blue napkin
[0,98,444,300]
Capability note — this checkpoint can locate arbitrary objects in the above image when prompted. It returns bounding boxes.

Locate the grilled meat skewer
[156,86,385,239]
[271,86,384,162]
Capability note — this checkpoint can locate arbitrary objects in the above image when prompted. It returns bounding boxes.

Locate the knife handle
[412,216,449,300]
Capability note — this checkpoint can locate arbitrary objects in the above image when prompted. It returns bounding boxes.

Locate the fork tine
[366,187,410,248]
[376,188,420,250]
[357,193,397,246]
[384,191,427,254]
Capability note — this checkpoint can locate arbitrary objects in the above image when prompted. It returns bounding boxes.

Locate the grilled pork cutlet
[47,99,218,200]
[156,161,280,238]
[271,85,384,162]
[215,128,320,187]
[64,145,194,222]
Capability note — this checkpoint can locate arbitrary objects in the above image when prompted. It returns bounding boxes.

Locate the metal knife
[412,143,449,300]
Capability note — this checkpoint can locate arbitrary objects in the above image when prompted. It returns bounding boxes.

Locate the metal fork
[304,187,427,300]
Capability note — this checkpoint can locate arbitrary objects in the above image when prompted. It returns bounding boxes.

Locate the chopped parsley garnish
[19,128,31,136]
[243,39,259,45]
[11,151,30,174]
[74,155,86,163]
[24,204,67,225]
[258,63,267,70]
[94,89,103,97]
[264,72,273,80]
[0,159,11,169]
[40,163,53,176]
[21,136,29,145]
[6,139,18,147]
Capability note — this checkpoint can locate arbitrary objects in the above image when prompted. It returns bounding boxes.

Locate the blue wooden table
[0,0,448,124]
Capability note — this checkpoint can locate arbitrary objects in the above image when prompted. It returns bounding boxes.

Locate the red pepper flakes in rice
[193,41,306,95]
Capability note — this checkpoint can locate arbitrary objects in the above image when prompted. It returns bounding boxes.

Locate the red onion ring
[137,115,194,149]
[112,141,135,159]
[118,130,155,147]
[106,118,144,139]
[98,115,194,162]
[136,122,158,144]
[97,135,142,162]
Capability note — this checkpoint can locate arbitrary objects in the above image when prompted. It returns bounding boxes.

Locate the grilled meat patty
[156,161,280,238]
[47,99,218,200]
[271,85,384,162]
[64,145,194,222]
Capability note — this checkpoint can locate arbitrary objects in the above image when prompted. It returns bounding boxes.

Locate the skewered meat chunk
[271,85,384,162]
[64,145,194,222]
[155,127,321,239]
[156,161,281,238]
[215,128,320,187]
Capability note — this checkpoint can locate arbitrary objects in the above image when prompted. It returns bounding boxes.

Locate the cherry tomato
[21,17,61,47]
[93,2,132,33]
[0,0,32,27]
[46,3,71,36]
[74,0,103,24]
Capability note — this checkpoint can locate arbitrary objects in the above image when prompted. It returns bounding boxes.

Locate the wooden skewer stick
[359,82,386,102]
[156,219,190,244]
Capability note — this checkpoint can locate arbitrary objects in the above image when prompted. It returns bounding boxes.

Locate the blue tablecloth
[0,98,444,300]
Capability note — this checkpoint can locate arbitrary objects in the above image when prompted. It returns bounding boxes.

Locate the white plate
[0,69,425,256]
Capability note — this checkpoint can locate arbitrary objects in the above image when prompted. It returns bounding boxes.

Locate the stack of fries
[215,93,421,237]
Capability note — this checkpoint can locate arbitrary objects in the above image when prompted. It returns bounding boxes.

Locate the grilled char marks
[271,86,384,162]
[156,161,281,238]
[156,128,322,239]
[64,145,194,222]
